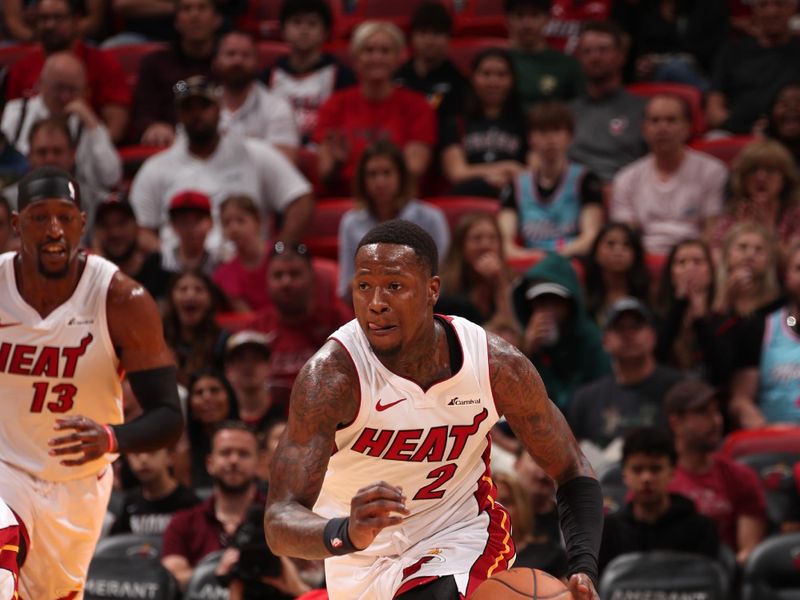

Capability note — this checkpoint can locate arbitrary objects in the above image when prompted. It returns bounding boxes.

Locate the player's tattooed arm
[487,333,595,485]
[264,339,360,559]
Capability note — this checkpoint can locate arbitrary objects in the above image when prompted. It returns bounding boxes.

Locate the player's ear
[428,275,441,306]
[11,212,20,235]
[80,211,87,234]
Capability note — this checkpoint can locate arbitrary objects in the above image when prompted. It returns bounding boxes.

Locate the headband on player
[17,166,81,212]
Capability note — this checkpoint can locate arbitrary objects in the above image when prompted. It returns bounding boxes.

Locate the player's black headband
[17,167,81,212]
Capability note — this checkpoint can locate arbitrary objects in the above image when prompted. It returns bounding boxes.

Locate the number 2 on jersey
[413,463,457,500]
[30,381,77,413]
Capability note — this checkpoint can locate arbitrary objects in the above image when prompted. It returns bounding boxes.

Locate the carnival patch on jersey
[67,316,95,326]
[447,397,481,407]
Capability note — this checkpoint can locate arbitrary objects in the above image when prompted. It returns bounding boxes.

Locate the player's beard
[37,254,70,279]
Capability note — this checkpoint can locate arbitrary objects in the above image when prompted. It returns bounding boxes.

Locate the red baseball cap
[168,190,212,216]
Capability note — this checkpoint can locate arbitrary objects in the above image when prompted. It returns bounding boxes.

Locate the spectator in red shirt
[247,242,352,407]
[162,421,263,592]
[313,20,437,195]
[665,379,767,565]
[6,0,131,144]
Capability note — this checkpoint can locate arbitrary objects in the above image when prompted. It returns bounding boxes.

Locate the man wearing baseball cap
[130,74,314,258]
[665,379,767,565]
[569,297,684,454]
[1,167,182,598]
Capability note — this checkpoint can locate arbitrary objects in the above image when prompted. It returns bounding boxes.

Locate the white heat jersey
[315,315,507,558]
[0,252,123,482]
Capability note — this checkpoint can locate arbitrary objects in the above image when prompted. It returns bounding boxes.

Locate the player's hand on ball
[348,481,410,550]
[48,416,113,466]
[568,573,600,600]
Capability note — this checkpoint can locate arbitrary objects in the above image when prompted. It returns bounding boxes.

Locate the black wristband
[323,517,360,556]
[556,476,603,587]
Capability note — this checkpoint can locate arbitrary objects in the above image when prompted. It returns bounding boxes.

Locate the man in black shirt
[570,298,685,451]
[93,196,172,304]
[394,1,467,122]
[110,448,200,536]
[599,427,720,572]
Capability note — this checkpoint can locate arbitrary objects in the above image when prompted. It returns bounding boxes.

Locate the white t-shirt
[129,133,312,252]
[610,149,728,255]
[219,82,300,148]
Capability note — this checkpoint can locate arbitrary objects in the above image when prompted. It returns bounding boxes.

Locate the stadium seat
[215,310,256,332]
[301,197,355,261]
[104,43,166,90]
[93,533,162,560]
[721,426,800,459]
[599,551,729,600]
[689,135,756,167]
[742,532,800,600]
[256,41,289,71]
[645,253,668,288]
[118,145,166,183]
[423,196,499,232]
[85,556,178,600]
[184,554,227,600]
[338,0,446,35]
[297,147,321,195]
[626,82,707,138]
[446,37,509,76]
[453,0,507,37]
[0,44,36,69]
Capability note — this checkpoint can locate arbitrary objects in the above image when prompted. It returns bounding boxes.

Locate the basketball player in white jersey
[0,497,20,600]
[265,220,602,600]
[0,166,183,599]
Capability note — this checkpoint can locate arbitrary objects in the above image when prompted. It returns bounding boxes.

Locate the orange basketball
[470,568,574,599]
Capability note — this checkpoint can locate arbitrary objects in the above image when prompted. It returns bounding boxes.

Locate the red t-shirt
[668,454,766,550]
[161,494,266,567]
[246,297,352,408]
[6,41,131,109]
[312,86,437,181]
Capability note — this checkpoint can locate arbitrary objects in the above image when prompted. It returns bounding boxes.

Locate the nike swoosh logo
[0,322,21,328]
[376,398,406,412]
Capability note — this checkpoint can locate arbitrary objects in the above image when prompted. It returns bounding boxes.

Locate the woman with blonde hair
[437,211,518,325]
[714,221,782,319]
[715,140,800,257]
[313,20,437,194]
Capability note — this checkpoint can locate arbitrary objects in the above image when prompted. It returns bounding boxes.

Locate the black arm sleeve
[111,365,183,453]
[556,475,604,587]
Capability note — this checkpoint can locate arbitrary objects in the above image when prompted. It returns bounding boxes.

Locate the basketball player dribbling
[0,167,183,599]
[265,220,603,600]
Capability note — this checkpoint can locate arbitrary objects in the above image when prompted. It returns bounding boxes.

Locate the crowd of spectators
[1,0,800,597]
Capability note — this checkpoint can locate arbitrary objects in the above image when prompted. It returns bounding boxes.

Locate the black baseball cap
[173,76,220,106]
[505,0,551,14]
[17,166,80,211]
[95,195,135,222]
[604,297,655,330]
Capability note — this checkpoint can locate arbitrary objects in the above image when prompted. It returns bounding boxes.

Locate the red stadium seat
[118,145,166,183]
[453,0,507,37]
[215,311,256,331]
[645,253,668,288]
[721,426,800,459]
[338,0,452,36]
[626,82,707,138]
[302,197,355,260]
[104,43,166,90]
[689,135,756,167]
[296,147,321,195]
[424,195,499,232]
[0,44,37,69]
[446,37,509,76]
[256,41,289,71]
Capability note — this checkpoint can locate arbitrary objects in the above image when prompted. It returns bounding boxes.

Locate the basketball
[471,568,574,599]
